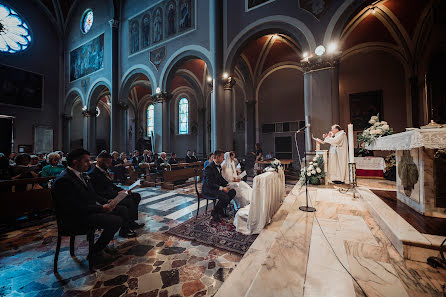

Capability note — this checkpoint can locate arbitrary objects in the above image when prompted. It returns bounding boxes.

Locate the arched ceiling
[340,0,432,53]
[168,58,209,94]
[127,74,152,110]
[234,34,302,85]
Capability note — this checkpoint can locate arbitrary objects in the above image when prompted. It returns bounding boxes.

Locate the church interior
[1,0,446,296]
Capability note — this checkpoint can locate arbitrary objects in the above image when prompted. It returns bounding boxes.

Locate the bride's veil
[221,151,231,168]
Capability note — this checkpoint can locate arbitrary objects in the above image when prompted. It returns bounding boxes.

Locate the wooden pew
[0,177,55,222]
[161,163,204,190]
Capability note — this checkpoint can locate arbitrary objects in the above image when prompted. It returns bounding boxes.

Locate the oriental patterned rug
[166,212,257,255]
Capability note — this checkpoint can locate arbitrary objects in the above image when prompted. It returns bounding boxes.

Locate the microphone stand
[297,125,316,212]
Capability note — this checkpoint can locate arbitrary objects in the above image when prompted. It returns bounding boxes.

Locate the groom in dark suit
[202,150,236,222]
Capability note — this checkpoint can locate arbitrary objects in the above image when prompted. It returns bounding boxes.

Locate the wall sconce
[222,72,229,80]
[155,87,161,94]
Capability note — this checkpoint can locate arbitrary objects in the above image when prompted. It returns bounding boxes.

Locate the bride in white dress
[221,152,252,208]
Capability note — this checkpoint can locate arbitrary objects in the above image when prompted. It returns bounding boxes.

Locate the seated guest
[89,152,143,235]
[155,152,169,171]
[30,155,42,171]
[11,153,38,179]
[111,151,126,183]
[142,150,154,163]
[0,154,10,180]
[204,153,214,168]
[202,150,236,222]
[51,149,123,264]
[41,152,65,178]
[37,153,48,168]
[9,152,16,166]
[185,150,193,163]
[168,152,178,165]
[192,151,199,162]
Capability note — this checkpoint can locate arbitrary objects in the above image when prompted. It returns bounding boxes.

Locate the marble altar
[367,128,446,218]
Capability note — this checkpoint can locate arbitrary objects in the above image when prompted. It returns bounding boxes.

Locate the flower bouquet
[264,158,283,173]
[357,114,393,149]
[299,156,325,185]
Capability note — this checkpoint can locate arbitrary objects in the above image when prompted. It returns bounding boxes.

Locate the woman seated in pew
[111,151,127,183]
[221,152,252,208]
[41,152,65,177]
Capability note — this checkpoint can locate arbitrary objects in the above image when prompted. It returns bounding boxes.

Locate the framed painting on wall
[349,90,383,131]
[34,126,53,153]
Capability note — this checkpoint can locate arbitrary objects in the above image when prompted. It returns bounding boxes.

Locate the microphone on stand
[296,123,311,133]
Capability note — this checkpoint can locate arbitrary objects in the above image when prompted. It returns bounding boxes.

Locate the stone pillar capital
[223,77,236,90]
[82,109,97,117]
[151,92,171,104]
[109,19,119,29]
[63,114,72,121]
[118,101,129,110]
[300,54,340,73]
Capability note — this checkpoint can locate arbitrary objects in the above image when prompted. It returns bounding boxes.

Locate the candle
[348,123,355,163]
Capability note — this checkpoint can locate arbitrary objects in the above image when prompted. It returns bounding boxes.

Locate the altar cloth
[366,128,446,151]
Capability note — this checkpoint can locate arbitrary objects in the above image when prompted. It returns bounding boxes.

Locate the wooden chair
[51,189,96,272]
[193,169,217,218]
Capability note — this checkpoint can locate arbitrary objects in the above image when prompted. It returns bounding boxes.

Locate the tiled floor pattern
[0,180,295,297]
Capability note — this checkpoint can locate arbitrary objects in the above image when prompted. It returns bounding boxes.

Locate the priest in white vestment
[322,125,350,184]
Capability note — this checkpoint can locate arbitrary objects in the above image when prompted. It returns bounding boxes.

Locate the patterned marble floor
[0,181,295,297]
[217,187,446,297]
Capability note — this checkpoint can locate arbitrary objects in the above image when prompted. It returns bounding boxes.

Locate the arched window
[147,104,154,137]
[178,97,189,134]
[0,3,32,53]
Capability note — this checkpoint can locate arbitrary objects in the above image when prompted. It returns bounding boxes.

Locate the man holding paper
[89,152,144,237]
[221,152,252,208]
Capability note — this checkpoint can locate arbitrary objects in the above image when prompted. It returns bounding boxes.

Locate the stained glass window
[178,98,189,134]
[147,104,154,137]
[81,9,93,34]
[0,3,31,53]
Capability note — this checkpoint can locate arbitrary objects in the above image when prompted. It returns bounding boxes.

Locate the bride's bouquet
[357,114,393,148]
[299,155,325,185]
[264,158,282,173]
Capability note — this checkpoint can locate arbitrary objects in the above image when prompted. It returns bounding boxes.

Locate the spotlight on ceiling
[156,87,161,94]
[207,76,212,82]
[315,45,325,56]
[327,42,337,54]
[372,7,376,14]
[222,72,229,79]
[302,52,308,58]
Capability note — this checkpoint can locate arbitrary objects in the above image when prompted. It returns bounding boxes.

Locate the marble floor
[2,180,445,297]
[217,186,446,297]
[0,181,295,297]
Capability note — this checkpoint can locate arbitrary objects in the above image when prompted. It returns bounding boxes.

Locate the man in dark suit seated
[168,152,178,165]
[51,149,122,264]
[89,152,144,234]
[202,150,236,222]
[185,150,195,163]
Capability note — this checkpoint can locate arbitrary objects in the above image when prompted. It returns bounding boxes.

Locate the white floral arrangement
[299,156,325,185]
[357,114,393,148]
[264,158,283,172]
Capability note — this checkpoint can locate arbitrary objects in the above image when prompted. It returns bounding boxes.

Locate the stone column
[63,115,72,153]
[223,77,236,150]
[197,107,206,156]
[117,102,129,152]
[82,109,97,154]
[109,18,121,151]
[302,56,340,151]
[245,100,256,155]
[151,92,170,153]
[210,0,224,151]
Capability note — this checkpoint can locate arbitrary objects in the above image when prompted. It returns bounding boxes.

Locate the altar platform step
[357,187,446,262]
